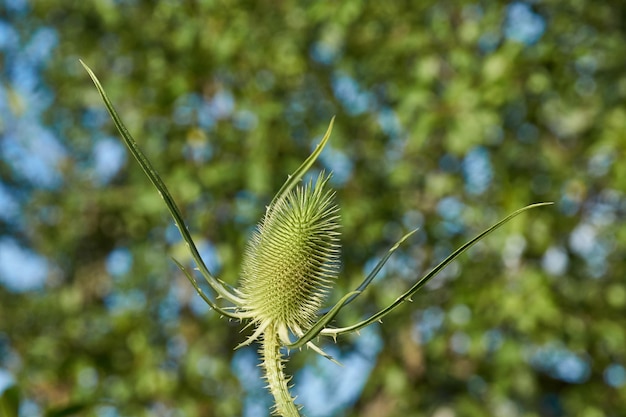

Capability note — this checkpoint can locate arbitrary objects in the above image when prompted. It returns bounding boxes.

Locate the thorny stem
[263,325,301,417]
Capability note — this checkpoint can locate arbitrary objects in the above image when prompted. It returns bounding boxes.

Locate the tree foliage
[1,1,625,416]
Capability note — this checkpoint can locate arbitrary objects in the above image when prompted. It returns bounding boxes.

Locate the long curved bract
[270,117,335,208]
[81,61,242,306]
[320,202,553,338]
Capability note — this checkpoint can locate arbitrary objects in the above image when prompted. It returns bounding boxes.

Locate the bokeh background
[1,1,626,416]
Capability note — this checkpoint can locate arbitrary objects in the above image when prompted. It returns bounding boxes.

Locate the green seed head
[240,173,340,333]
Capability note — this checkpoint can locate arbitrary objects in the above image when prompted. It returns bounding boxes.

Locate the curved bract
[82,61,552,417]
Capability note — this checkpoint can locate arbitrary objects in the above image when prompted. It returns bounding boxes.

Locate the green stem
[262,326,301,417]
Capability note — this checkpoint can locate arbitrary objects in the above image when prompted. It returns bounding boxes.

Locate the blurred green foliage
[1,1,626,416]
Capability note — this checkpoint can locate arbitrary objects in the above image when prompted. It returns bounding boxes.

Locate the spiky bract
[240,173,340,337]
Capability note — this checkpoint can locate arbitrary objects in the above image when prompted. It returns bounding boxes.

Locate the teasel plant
[82,61,551,417]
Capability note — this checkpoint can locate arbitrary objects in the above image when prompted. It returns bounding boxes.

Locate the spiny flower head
[239,172,340,335]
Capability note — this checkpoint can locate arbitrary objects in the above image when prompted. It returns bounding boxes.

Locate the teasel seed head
[240,172,340,336]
